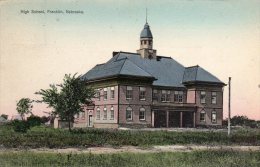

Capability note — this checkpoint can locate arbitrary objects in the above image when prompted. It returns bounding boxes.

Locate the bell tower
[137,10,157,59]
[137,22,157,59]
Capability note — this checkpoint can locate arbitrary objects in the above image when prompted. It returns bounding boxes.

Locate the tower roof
[140,23,153,38]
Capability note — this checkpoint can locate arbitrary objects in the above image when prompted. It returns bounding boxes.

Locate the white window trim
[139,108,146,121]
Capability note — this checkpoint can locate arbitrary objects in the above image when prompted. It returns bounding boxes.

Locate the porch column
[166,110,169,128]
[180,112,183,128]
[193,112,196,128]
[151,110,154,127]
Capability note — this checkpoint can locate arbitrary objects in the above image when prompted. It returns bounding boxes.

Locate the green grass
[0,125,259,148]
[0,150,259,167]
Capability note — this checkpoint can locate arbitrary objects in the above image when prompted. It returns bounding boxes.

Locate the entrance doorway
[182,112,193,127]
[88,115,93,127]
[168,111,180,127]
[154,111,166,128]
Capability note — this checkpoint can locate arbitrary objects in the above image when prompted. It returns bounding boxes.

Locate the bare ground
[0,145,259,154]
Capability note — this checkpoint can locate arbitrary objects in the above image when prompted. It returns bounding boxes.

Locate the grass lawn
[0,150,259,167]
[0,125,259,148]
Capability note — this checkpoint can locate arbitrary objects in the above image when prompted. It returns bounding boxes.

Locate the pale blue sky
[0,0,259,119]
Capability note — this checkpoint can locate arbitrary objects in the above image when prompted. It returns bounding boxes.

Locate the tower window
[144,40,147,44]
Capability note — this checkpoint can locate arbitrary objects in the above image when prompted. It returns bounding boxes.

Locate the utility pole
[228,77,231,136]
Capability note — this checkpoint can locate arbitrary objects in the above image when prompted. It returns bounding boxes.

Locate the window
[103,88,108,100]
[139,108,145,120]
[110,87,115,99]
[161,90,166,102]
[174,91,183,103]
[211,92,217,104]
[103,106,107,120]
[200,110,206,122]
[81,112,85,120]
[96,107,100,120]
[152,89,158,101]
[95,89,100,101]
[166,90,171,102]
[200,91,206,104]
[126,86,133,100]
[126,107,133,121]
[144,40,147,45]
[211,110,217,123]
[110,106,114,120]
[139,87,146,100]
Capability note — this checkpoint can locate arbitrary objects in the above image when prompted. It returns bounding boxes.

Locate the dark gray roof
[140,23,153,38]
[183,65,224,84]
[82,55,154,81]
[82,52,224,87]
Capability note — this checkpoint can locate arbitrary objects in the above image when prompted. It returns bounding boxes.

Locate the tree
[16,98,33,120]
[36,74,95,131]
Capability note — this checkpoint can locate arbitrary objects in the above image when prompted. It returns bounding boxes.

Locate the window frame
[110,106,114,120]
[161,90,167,102]
[200,110,206,122]
[126,86,133,100]
[126,107,133,121]
[103,106,107,120]
[211,91,217,104]
[110,87,115,100]
[96,107,100,120]
[139,107,146,121]
[200,91,206,104]
[103,88,108,101]
[152,89,158,101]
[211,110,217,123]
[139,87,146,101]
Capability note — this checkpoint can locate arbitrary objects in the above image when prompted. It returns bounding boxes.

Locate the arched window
[139,107,145,120]
[103,106,107,120]
[126,107,133,121]
[110,106,114,120]
[96,107,100,120]
[211,110,217,123]
[200,109,206,122]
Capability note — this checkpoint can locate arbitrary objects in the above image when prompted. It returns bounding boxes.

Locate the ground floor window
[200,110,206,122]
[96,107,100,120]
[103,107,107,120]
[126,107,133,121]
[110,106,114,120]
[139,108,145,120]
[211,110,217,123]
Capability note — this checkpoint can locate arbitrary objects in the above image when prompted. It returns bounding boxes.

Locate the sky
[0,0,259,120]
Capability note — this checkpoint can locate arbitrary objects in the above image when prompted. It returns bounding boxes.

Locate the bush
[12,120,30,133]
[27,115,42,127]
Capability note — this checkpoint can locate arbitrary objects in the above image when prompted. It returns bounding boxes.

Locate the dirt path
[0,145,259,154]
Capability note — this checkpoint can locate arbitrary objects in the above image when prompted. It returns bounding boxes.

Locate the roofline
[185,65,199,69]
[83,74,157,83]
[113,51,141,57]
[182,81,227,86]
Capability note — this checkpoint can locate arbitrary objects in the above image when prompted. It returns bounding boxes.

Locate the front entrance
[182,112,193,127]
[88,115,93,127]
[154,111,166,128]
[168,111,180,127]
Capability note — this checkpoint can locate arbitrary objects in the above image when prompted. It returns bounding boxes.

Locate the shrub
[27,115,42,127]
[12,120,30,133]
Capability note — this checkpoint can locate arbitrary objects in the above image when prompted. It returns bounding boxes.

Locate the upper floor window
[200,91,206,104]
[211,110,217,123]
[110,87,115,100]
[110,106,114,120]
[144,40,147,45]
[161,90,167,102]
[139,108,145,120]
[139,87,146,100]
[200,110,206,122]
[126,86,133,100]
[103,106,107,120]
[161,90,170,102]
[152,89,158,101]
[211,92,217,104]
[126,107,133,121]
[95,89,101,101]
[96,107,100,120]
[174,91,183,103]
[103,88,108,101]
